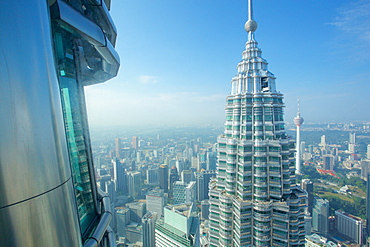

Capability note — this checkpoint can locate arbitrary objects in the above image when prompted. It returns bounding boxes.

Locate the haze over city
[85,0,370,128]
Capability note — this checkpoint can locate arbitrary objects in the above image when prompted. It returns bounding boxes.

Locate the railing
[84,189,115,247]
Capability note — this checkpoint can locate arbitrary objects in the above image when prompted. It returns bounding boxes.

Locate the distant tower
[348,132,356,154]
[293,99,304,174]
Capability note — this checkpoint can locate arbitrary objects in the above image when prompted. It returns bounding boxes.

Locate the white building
[146,189,165,217]
[335,210,364,245]
[155,203,199,247]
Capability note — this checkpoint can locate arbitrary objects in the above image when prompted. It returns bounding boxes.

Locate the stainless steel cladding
[0,1,81,246]
[0,0,119,246]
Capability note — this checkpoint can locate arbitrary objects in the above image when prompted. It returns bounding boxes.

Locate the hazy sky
[85,0,370,128]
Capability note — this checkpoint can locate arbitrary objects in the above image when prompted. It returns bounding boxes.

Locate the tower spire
[245,0,258,40]
[248,0,253,21]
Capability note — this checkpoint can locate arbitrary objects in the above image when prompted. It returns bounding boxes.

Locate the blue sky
[85,0,370,128]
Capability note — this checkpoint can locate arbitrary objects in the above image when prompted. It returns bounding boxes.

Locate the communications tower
[293,100,304,174]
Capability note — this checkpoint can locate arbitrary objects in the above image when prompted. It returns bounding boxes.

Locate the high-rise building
[132,136,139,149]
[169,165,180,191]
[173,181,197,205]
[335,211,364,245]
[361,161,370,180]
[312,197,329,236]
[181,170,194,183]
[116,207,131,237]
[147,167,159,185]
[208,1,307,246]
[196,170,216,201]
[320,135,327,147]
[146,189,166,217]
[127,201,146,224]
[322,155,334,170]
[142,212,157,247]
[301,179,314,215]
[367,144,370,159]
[294,100,304,174]
[155,203,200,247]
[201,200,210,220]
[0,1,119,246]
[113,158,127,194]
[158,164,169,193]
[206,151,217,170]
[115,137,122,159]
[128,171,141,199]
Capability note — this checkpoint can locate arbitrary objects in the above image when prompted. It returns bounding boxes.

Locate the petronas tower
[208,1,307,246]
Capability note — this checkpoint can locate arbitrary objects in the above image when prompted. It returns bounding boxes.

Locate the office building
[146,167,159,185]
[142,212,157,247]
[127,201,146,224]
[125,222,142,244]
[128,171,141,199]
[115,138,122,159]
[360,161,370,180]
[173,181,197,205]
[322,155,334,170]
[312,198,329,236]
[301,179,314,215]
[146,189,165,217]
[132,136,139,149]
[116,207,131,237]
[304,212,313,236]
[367,144,370,159]
[320,135,327,147]
[208,1,307,246]
[169,165,180,191]
[158,164,169,193]
[155,203,200,247]
[113,158,126,194]
[0,1,119,246]
[335,211,364,245]
[201,200,210,220]
[196,170,216,201]
[293,100,304,174]
[182,170,194,183]
[176,159,187,176]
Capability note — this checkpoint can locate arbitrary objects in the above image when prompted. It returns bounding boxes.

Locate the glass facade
[53,26,96,234]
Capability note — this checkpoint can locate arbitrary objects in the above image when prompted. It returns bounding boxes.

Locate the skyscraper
[159,164,169,193]
[348,132,356,154]
[208,1,307,246]
[294,100,304,174]
[113,158,126,194]
[115,137,122,159]
[0,1,119,246]
[142,211,157,247]
[196,170,216,201]
[301,179,314,215]
[312,197,329,236]
[146,189,166,217]
[127,171,141,199]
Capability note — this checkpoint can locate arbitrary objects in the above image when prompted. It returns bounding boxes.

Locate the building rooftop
[166,203,192,217]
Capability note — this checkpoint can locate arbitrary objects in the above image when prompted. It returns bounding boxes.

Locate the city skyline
[85,0,370,127]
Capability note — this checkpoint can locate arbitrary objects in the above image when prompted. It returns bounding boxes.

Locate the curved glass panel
[52,25,96,235]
